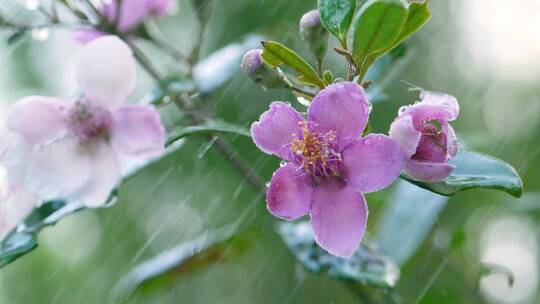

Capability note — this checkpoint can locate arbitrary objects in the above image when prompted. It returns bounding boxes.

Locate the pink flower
[251,82,405,257]
[389,90,460,182]
[3,36,166,208]
[0,128,37,239]
[76,0,174,43]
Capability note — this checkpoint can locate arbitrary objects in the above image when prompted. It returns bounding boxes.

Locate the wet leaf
[261,40,325,88]
[0,200,77,268]
[402,150,523,198]
[351,0,408,78]
[166,120,250,146]
[376,181,448,265]
[279,221,400,288]
[391,0,431,49]
[112,225,252,299]
[318,0,356,42]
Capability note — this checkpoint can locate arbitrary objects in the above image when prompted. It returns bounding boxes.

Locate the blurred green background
[1,0,539,303]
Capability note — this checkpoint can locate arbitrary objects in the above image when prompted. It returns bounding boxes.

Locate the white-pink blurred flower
[2,36,166,207]
[0,128,37,239]
[76,0,175,43]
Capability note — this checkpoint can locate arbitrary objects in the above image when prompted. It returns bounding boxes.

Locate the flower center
[412,120,448,162]
[67,100,112,142]
[290,122,341,177]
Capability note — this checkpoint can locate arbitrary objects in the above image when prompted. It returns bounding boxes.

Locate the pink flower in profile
[3,36,165,208]
[389,90,460,182]
[76,0,175,43]
[251,82,405,257]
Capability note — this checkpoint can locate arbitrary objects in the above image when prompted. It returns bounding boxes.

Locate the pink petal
[308,82,369,151]
[6,96,68,144]
[0,128,32,185]
[111,104,165,159]
[266,163,314,220]
[76,36,137,108]
[389,114,421,158]
[420,90,460,120]
[26,139,92,201]
[68,142,121,208]
[251,102,304,160]
[310,178,368,257]
[404,159,455,182]
[74,30,106,44]
[405,91,460,128]
[341,134,406,193]
[413,132,448,162]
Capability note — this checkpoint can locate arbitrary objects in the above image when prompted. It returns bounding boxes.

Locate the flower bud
[241,49,287,89]
[299,10,328,62]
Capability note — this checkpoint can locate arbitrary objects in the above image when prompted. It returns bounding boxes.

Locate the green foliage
[402,150,523,198]
[166,120,251,146]
[113,225,253,299]
[261,40,326,88]
[280,221,399,288]
[318,0,356,42]
[351,0,430,80]
[0,201,74,268]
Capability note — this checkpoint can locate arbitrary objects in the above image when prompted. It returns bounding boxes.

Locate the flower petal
[308,82,369,151]
[266,163,314,220]
[404,159,455,182]
[0,128,32,185]
[341,134,406,193]
[26,139,91,201]
[6,96,68,144]
[405,91,460,128]
[251,102,304,160]
[68,142,121,208]
[420,90,460,120]
[111,104,165,158]
[389,114,421,158]
[76,36,137,108]
[310,178,367,257]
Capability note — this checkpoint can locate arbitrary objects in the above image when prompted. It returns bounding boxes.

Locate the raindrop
[363,138,372,145]
[367,102,373,114]
[265,182,271,188]
[31,28,50,42]
[279,160,287,167]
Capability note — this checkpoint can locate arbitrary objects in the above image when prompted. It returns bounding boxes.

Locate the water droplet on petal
[367,102,373,114]
[279,160,287,167]
[265,182,271,188]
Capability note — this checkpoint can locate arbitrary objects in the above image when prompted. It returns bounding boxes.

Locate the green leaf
[402,150,523,198]
[318,0,356,42]
[166,120,250,146]
[351,0,408,79]
[261,41,326,89]
[0,200,77,268]
[392,0,431,49]
[376,181,447,265]
[279,221,400,287]
[112,225,252,299]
